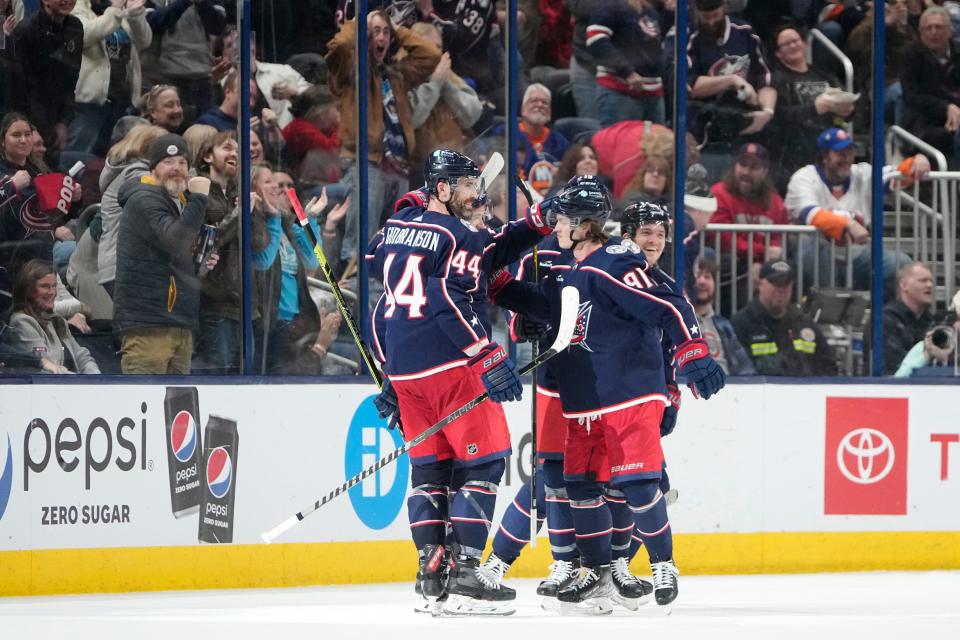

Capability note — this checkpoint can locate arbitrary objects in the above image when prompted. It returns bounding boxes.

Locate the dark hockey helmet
[548,175,613,227]
[620,200,672,243]
[424,149,481,197]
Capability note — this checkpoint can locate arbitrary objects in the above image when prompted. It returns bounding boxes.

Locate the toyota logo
[836,428,895,485]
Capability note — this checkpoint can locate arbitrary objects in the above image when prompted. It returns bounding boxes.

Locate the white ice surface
[2,572,958,640]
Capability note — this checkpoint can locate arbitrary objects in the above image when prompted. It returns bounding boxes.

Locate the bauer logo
[0,433,12,522]
[824,397,908,515]
[205,447,233,499]
[171,411,198,463]
[344,396,409,529]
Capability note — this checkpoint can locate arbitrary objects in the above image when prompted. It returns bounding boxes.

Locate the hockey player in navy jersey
[550,188,725,613]
[491,178,725,613]
[369,149,554,616]
[478,234,598,611]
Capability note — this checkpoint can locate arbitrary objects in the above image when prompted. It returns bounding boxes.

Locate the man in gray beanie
[113,133,218,374]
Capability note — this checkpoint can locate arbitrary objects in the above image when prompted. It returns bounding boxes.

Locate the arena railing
[806,28,855,134]
[887,171,958,305]
[698,223,853,312]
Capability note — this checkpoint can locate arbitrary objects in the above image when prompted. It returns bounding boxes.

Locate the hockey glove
[660,383,682,437]
[676,339,726,400]
[513,314,551,343]
[525,197,556,235]
[373,377,401,430]
[469,343,523,403]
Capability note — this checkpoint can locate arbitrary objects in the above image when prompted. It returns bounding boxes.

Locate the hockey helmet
[424,149,481,197]
[549,175,613,227]
[620,201,672,243]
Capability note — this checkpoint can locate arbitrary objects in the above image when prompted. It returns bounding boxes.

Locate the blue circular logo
[0,433,13,522]
[344,396,409,529]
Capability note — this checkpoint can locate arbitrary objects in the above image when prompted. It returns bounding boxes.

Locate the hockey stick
[286,188,384,389]
[529,246,539,548]
[261,286,581,544]
[478,152,504,198]
[516,176,540,548]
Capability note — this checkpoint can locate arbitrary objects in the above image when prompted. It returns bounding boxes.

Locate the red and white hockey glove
[676,339,725,400]
[524,199,554,236]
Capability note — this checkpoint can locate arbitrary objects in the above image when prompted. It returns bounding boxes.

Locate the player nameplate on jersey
[384,226,441,252]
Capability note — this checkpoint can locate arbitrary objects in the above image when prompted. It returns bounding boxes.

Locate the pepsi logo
[0,434,12,522]
[170,411,197,463]
[206,447,233,499]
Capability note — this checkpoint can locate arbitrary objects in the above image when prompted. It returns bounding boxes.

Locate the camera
[930,326,956,351]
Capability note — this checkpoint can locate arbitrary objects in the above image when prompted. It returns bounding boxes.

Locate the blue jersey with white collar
[557,239,700,416]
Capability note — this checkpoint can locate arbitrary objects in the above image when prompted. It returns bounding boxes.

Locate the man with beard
[113,133,217,374]
[368,149,554,615]
[710,142,787,271]
[192,131,254,374]
[689,257,754,375]
[684,0,775,152]
[785,127,926,295]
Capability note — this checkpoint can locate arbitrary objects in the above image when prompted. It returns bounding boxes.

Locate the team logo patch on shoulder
[620,239,642,253]
[606,244,628,254]
[800,328,816,342]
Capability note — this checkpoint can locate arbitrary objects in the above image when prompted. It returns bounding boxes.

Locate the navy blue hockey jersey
[687,16,771,92]
[498,238,701,417]
[367,204,546,379]
[587,0,664,97]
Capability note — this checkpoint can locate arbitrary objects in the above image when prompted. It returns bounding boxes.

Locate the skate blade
[414,595,446,615]
[539,595,560,612]
[612,592,651,612]
[441,595,516,617]
[558,596,614,616]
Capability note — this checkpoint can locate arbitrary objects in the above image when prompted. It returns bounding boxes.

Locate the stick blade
[261,516,300,544]
[550,286,580,352]
[479,152,504,195]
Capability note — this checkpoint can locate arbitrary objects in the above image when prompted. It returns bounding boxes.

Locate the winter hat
[148,134,189,170]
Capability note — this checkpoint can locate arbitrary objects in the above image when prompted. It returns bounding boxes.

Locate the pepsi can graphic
[198,415,239,544]
[163,387,202,518]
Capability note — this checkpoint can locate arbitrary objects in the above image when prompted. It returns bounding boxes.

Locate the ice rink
[3,571,958,640]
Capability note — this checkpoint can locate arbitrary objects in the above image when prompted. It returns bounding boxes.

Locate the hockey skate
[536,558,581,611]
[413,544,448,616]
[556,564,615,616]
[442,556,516,616]
[610,556,653,611]
[651,559,680,614]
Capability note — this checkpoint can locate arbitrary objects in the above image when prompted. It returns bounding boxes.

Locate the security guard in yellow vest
[731,260,838,376]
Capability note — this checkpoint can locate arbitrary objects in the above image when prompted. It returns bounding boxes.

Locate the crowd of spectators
[1,0,957,379]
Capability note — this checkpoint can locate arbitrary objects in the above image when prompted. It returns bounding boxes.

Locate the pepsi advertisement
[0,383,422,551]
